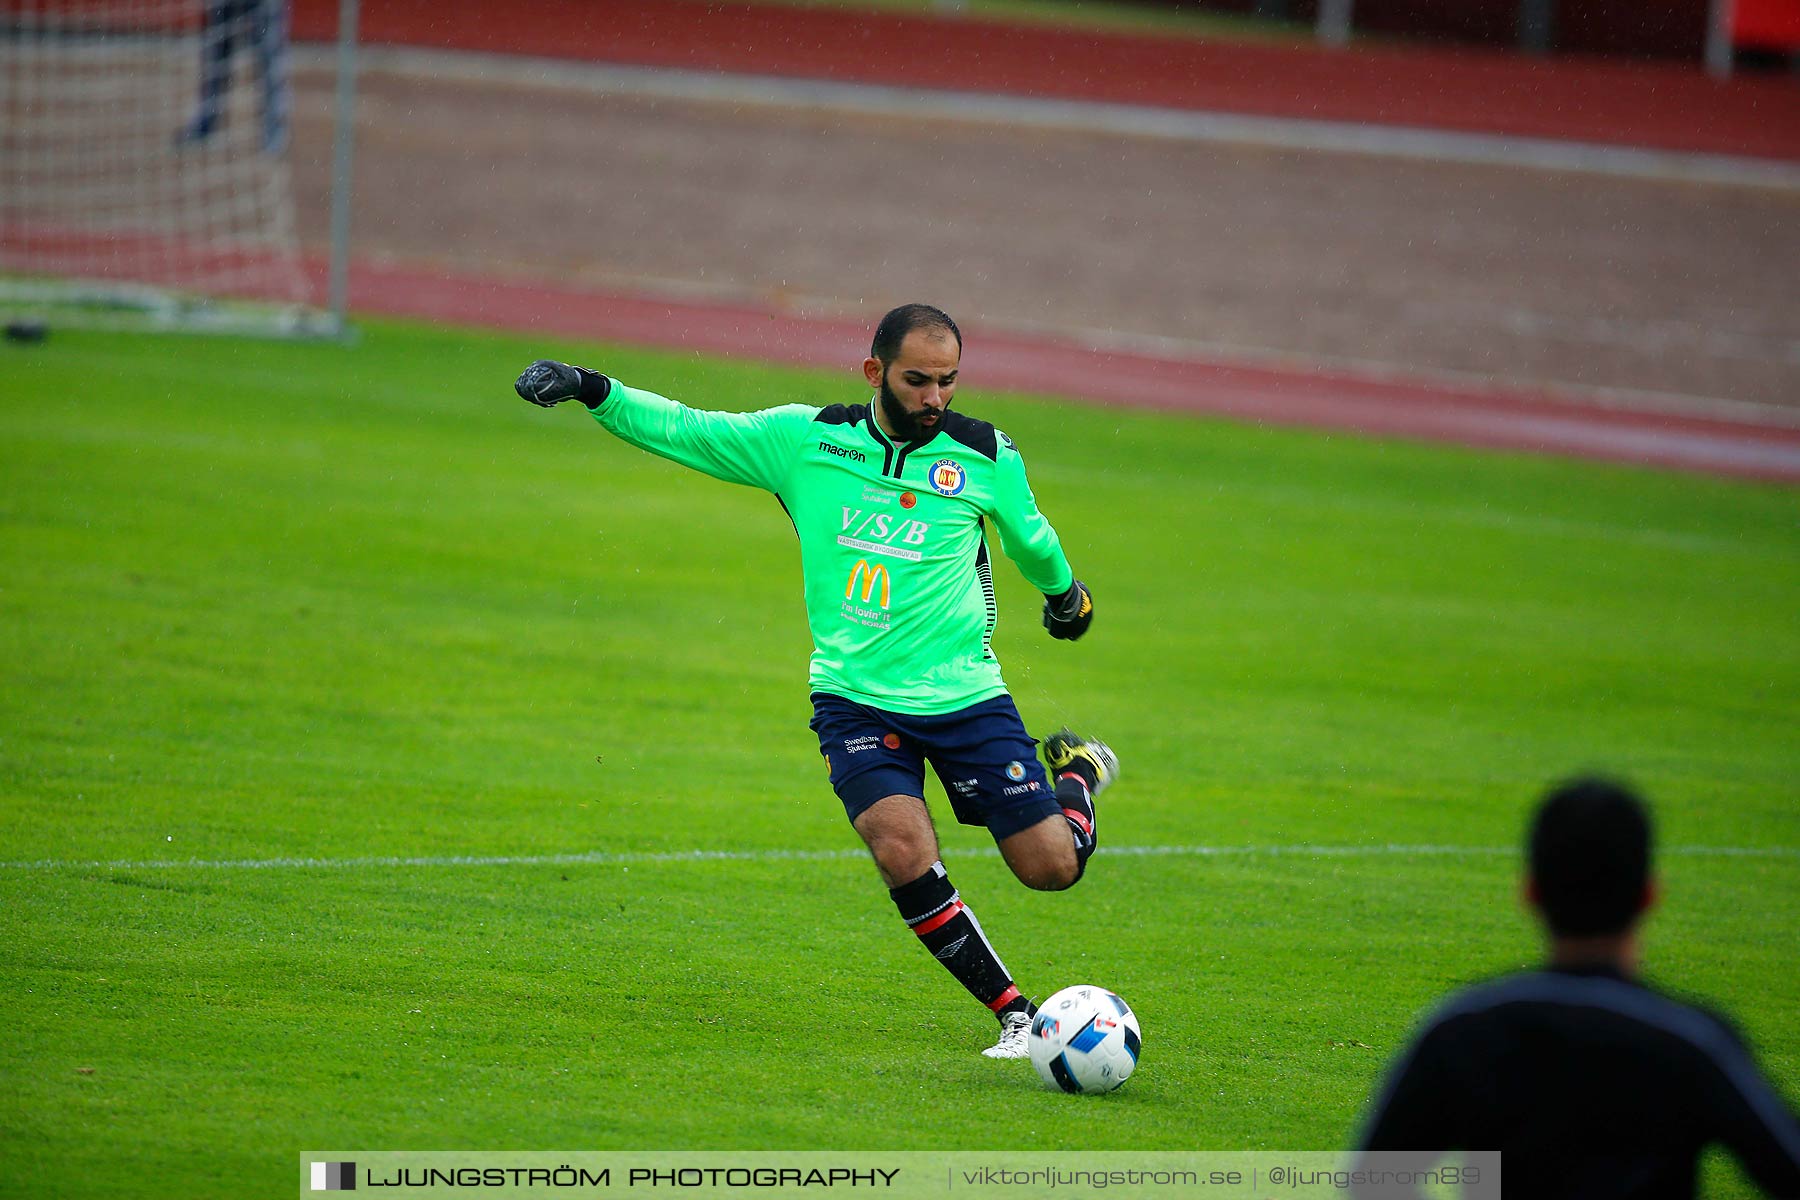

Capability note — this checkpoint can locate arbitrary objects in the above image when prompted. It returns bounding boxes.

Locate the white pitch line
[298,45,1800,193]
[2,843,1794,873]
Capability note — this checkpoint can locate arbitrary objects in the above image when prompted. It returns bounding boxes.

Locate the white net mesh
[0,0,318,332]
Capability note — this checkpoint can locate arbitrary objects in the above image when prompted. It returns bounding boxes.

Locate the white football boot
[983,1009,1034,1059]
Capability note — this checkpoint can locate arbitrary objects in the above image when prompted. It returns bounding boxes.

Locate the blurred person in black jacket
[1354,777,1800,1199]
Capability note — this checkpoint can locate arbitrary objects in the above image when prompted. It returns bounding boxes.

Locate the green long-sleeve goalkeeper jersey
[591,381,1074,715]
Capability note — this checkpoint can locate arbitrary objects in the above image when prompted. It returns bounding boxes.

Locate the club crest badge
[928,459,967,496]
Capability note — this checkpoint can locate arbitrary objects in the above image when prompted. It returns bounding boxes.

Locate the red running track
[330,260,1800,484]
[8,7,1794,475]
[289,0,1800,161]
[21,225,1792,480]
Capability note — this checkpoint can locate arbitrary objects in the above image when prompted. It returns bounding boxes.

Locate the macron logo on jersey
[819,441,867,463]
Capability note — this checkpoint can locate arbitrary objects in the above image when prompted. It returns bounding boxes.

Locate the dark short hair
[1528,776,1653,937]
[871,304,961,364]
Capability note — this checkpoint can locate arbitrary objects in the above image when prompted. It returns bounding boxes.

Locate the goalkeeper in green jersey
[514,304,1119,1059]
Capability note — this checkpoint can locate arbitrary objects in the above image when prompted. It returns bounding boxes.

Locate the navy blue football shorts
[808,691,1059,841]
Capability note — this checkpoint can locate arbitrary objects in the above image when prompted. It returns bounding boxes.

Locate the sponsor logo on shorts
[950,778,979,795]
[820,441,867,462]
[928,459,967,496]
[1005,761,1027,782]
[844,735,881,755]
[882,733,902,750]
[1003,781,1042,796]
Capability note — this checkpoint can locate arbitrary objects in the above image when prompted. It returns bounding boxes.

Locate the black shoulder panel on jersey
[774,493,800,539]
[814,404,868,426]
[940,411,999,461]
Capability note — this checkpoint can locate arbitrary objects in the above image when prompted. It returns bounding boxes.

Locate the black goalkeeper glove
[514,360,611,409]
[1043,579,1094,641]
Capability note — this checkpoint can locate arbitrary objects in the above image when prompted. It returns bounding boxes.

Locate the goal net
[0,0,327,335]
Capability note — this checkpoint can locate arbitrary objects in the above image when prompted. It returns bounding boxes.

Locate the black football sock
[1056,771,1097,881]
[996,992,1036,1020]
[890,861,1024,1018]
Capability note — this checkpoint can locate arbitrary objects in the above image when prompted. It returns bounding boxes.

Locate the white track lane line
[1,843,1793,872]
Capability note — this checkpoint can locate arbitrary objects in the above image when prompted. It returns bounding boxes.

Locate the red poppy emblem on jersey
[900,492,917,509]
[883,733,902,750]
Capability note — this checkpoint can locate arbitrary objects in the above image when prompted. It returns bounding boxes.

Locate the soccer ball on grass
[1028,984,1141,1093]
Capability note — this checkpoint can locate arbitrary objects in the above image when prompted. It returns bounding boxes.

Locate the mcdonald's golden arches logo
[846,559,890,609]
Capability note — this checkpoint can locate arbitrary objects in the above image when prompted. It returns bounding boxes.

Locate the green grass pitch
[2,319,1796,1197]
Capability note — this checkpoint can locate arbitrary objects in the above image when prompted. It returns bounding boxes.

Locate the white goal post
[0,0,356,336]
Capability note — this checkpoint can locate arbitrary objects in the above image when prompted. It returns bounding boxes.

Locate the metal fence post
[1317,0,1354,46]
[1518,0,1555,54]
[1706,0,1736,77]
[327,0,361,334]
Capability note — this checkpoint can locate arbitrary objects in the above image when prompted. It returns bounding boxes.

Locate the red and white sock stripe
[985,984,1022,1012]
[908,898,965,936]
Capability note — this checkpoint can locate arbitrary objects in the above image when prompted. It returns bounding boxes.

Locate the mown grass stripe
[3,843,1793,872]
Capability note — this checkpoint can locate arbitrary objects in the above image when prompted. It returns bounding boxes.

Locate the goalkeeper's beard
[877,374,945,442]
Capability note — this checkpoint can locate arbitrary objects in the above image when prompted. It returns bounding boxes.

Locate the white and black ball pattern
[1028,984,1142,1093]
